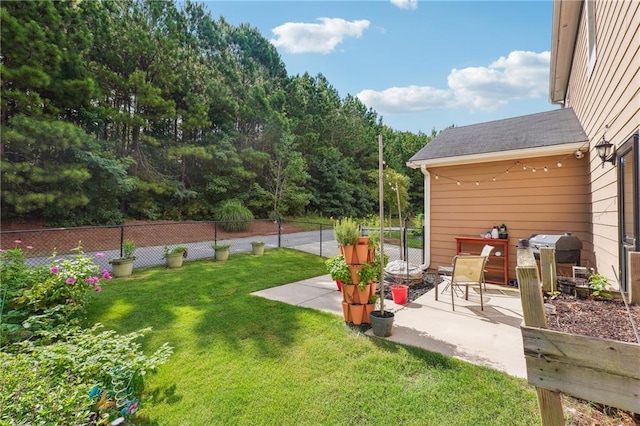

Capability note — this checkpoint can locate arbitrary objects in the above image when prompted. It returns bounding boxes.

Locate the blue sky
[203,1,557,134]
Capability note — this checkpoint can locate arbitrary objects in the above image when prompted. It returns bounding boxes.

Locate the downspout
[421,164,431,269]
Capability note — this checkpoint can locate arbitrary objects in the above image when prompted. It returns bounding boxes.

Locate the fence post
[278,217,282,248]
[119,226,124,257]
[403,217,409,263]
[319,223,323,257]
[516,265,565,425]
[214,222,217,245]
[540,247,557,293]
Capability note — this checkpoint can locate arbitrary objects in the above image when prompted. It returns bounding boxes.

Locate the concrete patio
[252,275,527,379]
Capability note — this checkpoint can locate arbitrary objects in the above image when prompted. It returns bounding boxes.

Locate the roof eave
[549,0,582,104]
[406,141,587,169]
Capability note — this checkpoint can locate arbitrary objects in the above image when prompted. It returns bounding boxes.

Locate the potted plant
[163,245,187,268]
[333,218,360,264]
[212,243,231,261]
[109,239,136,277]
[325,255,351,291]
[356,262,376,304]
[251,241,265,256]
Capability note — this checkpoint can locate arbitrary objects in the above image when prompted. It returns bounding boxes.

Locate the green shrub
[0,324,172,425]
[1,245,112,345]
[216,200,254,232]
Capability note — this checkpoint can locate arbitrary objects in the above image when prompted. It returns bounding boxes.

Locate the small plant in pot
[163,245,187,268]
[325,255,351,291]
[109,239,136,277]
[251,241,265,256]
[333,218,361,264]
[212,243,231,261]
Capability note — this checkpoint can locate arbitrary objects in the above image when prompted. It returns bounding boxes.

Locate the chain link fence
[1,219,425,273]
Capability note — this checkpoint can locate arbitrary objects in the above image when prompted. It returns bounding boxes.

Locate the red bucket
[390,285,408,304]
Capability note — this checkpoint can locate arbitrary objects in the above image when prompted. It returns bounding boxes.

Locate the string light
[434,152,579,187]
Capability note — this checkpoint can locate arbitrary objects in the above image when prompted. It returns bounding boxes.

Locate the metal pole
[404,217,409,265]
[278,217,282,248]
[422,224,426,264]
[120,226,124,257]
[319,223,323,257]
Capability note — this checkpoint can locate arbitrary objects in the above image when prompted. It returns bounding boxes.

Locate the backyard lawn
[85,248,539,425]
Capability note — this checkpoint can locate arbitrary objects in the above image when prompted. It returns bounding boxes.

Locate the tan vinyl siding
[428,155,592,280]
[563,0,640,283]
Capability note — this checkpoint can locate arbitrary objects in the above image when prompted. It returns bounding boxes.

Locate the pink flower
[96,252,105,258]
[14,240,21,244]
[0,249,4,252]
[66,277,76,285]
[26,245,33,250]
[51,266,60,274]
[95,286,102,293]
[102,270,112,280]
[85,277,96,285]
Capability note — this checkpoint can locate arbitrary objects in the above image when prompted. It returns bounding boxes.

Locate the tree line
[1,0,437,226]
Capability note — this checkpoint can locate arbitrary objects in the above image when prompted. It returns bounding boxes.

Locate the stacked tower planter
[340,237,376,325]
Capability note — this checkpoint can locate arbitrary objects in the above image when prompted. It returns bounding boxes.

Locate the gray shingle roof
[408,108,587,163]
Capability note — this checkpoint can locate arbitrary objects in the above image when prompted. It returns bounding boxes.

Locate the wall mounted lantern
[595,136,616,167]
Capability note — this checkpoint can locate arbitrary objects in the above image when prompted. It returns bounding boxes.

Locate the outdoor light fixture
[595,136,616,167]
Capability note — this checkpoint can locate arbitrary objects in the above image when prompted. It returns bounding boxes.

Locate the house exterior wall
[561,0,639,283]
[428,155,592,280]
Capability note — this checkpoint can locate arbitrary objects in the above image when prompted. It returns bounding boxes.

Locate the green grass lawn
[85,248,539,425]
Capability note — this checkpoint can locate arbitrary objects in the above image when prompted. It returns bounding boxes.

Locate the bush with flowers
[1,242,111,345]
[0,241,173,424]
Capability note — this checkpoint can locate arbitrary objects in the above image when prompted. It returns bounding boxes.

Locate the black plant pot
[557,279,575,295]
[370,311,395,337]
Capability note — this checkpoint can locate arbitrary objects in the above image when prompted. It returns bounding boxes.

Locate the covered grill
[529,233,582,265]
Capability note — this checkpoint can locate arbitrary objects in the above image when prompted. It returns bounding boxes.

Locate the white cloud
[357,86,453,113]
[357,51,550,114]
[270,18,370,54]
[390,0,418,10]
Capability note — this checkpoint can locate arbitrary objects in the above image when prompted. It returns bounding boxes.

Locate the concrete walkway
[252,275,527,379]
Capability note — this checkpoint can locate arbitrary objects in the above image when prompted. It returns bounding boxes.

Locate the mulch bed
[544,294,640,344]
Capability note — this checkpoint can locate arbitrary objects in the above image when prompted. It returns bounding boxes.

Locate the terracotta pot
[354,237,370,264]
[348,265,362,286]
[355,283,371,304]
[350,304,365,325]
[363,303,375,324]
[340,245,357,265]
[342,284,356,303]
[370,282,378,298]
[341,302,351,322]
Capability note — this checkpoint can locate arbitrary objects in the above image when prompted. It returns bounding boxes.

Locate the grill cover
[529,233,582,264]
